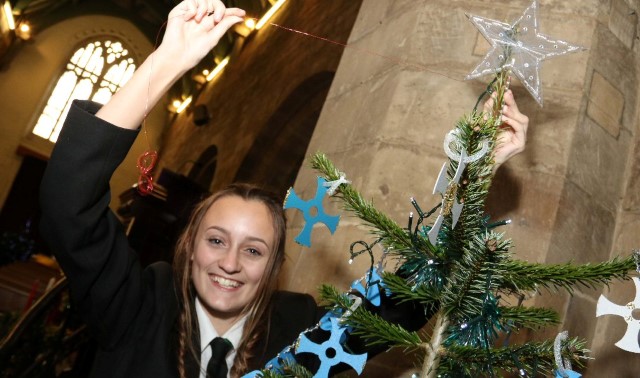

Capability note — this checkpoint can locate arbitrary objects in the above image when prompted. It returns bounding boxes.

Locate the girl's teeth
[214,276,240,288]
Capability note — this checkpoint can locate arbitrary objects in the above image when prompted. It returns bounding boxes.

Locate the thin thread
[169,11,466,82]
[259,19,461,82]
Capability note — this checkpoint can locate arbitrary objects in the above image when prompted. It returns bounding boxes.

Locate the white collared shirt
[196,298,247,378]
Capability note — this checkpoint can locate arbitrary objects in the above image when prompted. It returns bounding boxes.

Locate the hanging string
[261,19,460,82]
[134,15,168,195]
[133,7,506,195]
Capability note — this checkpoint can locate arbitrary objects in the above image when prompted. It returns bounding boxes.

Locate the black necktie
[206,337,233,378]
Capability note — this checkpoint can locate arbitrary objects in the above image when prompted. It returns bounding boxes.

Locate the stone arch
[233,71,335,199]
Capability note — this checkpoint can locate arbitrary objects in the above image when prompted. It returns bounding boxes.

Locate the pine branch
[318,284,352,309]
[311,153,435,256]
[438,337,589,377]
[501,256,636,293]
[441,232,510,321]
[499,306,560,329]
[342,307,423,349]
[381,272,441,305]
[257,363,314,378]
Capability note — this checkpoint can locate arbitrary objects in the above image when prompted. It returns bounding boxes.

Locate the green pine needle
[438,337,589,377]
[343,306,423,349]
[502,256,636,293]
[381,272,441,305]
[311,153,434,256]
[499,306,560,329]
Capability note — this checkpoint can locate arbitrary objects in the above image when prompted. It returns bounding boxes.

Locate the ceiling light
[3,1,15,30]
[176,96,192,114]
[206,56,229,81]
[255,0,286,30]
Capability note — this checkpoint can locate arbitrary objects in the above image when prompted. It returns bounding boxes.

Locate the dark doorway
[234,71,335,199]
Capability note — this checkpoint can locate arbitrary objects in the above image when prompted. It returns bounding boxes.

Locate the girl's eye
[208,238,223,245]
[246,248,262,256]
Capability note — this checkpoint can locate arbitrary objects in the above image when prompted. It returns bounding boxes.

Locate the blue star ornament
[465,0,584,105]
[284,177,340,247]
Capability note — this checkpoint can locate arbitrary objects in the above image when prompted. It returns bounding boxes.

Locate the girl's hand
[158,0,246,73]
[484,89,529,169]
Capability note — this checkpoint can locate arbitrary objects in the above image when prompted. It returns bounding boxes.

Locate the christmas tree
[244,1,638,377]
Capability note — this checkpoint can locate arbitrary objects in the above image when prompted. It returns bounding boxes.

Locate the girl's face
[191,195,275,326]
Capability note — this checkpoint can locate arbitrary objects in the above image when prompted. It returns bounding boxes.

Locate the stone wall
[283,0,640,376]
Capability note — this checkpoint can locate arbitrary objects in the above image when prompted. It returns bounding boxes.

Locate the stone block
[567,115,630,214]
[519,90,579,175]
[587,71,624,138]
[622,142,640,211]
[589,26,638,134]
[548,181,616,265]
[609,0,637,49]
[612,211,640,254]
[472,31,491,57]
[487,167,565,263]
[563,295,599,347]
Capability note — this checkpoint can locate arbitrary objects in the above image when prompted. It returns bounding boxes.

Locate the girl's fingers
[224,8,246,18]
[210,0,226,23]
[207,15,245,42]
[199,0,212,21]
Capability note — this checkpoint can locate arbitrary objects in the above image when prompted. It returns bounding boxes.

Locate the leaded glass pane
[32,38,137,142]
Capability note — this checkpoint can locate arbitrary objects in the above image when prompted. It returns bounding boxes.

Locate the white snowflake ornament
[596,277,640,353]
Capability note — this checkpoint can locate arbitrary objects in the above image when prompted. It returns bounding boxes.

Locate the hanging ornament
[323,173,351,196]
[427,150,467,245]
[465,0,585,106]
[284,177,340,247]
[265,349,296,375]
[136,150,158,195]
[553,331,582,377]
[350,267,390,307]
[595,277,640,353]
[444,129,489,164]
[297,317,368,377]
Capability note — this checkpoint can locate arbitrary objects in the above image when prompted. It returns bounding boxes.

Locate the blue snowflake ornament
[266,350,296,374]
[350,268,390,307]
[284,177,340,247]
[319,308,344,331]
[297,317,368,377]
[554,370,582,378]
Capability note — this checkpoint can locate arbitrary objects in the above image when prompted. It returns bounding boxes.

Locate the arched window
[32,38,137,142]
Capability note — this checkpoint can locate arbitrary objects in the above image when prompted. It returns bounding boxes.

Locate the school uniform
[39,100,425,378]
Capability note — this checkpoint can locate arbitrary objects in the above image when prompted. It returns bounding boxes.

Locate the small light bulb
[244,18,256,30]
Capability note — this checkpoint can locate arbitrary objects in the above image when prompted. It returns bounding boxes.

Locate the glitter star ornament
[465,0,584,105]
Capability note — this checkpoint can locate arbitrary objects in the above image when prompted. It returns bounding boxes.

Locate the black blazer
[40,101,426,377]
[39,101,322,378]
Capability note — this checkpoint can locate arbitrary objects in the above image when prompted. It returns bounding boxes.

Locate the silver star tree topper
[465,0,584,106]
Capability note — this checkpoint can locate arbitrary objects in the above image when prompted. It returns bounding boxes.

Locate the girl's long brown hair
[173,183,286,378]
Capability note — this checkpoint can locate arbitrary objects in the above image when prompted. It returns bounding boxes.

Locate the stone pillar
[283,0,640,376]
